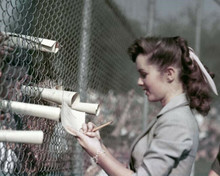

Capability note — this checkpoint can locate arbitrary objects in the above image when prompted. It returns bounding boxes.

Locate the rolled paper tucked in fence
[0,130,43,144]
[1,100,60,121]
[71,95,100,116]
[2,32,60,53]
[61,102,85,133]
[21,86,78,106]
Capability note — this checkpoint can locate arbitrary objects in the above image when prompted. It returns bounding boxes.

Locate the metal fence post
[79,0,92,102]
[195,0,204,56]
[74,0,92,175]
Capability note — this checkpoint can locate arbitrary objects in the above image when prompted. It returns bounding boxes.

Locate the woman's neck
[161,84,184,107]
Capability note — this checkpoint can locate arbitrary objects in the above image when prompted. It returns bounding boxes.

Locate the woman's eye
[140,73,147,78]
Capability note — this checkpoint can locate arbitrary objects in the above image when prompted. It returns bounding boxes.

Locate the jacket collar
[157,93,188,118]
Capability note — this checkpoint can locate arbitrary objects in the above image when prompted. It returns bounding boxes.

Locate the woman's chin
[147,95,157,102]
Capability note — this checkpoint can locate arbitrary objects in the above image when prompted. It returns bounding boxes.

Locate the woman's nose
[137,77,143,86]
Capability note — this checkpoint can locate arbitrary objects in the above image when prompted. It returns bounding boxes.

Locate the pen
[92,121,113,132]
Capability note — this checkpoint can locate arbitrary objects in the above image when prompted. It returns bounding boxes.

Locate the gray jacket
[129,94,199,176]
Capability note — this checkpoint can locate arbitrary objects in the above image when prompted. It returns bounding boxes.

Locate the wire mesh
[0,0,144,175]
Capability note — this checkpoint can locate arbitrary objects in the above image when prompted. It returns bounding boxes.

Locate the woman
[68,36,218,176]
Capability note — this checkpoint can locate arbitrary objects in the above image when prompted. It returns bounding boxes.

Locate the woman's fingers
[81,123,88,133]
[67,122,100,140]
[86,130,101,140]
[66,126,103,156]
[81,122,96,133]
[88,122,95,132]
[86,131,97,137]
[81,122,101,139]
[66,127,87,147]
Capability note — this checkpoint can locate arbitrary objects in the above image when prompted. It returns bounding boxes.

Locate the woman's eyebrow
[138,69,147,73]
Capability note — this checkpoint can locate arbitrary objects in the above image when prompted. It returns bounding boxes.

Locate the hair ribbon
[189,47,218,95]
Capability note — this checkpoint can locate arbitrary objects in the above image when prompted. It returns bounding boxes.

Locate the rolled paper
[0,130,43,144]
[1,100,60,121]
[71,95,100,116]
[21,86,78,106]
[2,32,60,53]
[61,102,85,134]
[72,102,100,115]
[21,86,100,115]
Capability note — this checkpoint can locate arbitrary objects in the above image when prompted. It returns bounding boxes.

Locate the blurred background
[0,0,219,175]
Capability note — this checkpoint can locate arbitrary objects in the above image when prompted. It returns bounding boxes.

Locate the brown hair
[128,36,214,116]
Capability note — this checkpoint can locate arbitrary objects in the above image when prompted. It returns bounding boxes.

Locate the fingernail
[86,132,92,135]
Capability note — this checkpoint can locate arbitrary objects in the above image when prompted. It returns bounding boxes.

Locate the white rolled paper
[61,102,85,134]
[21,86,78,106]
[2,32,60,53]
[1,100,60,121]
[0,130,43,144]
[71,102,100,116]
[71,95,100,116]
[21,86,100,115]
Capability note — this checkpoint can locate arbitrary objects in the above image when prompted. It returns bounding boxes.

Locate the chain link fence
[0,0,146,175]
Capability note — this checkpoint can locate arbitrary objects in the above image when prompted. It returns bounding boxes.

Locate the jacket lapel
[129,117,158,159]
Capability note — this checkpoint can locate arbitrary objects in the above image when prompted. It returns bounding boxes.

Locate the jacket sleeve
[133,112,194,176]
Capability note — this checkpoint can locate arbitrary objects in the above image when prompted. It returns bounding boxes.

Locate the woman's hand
[67,122,103,157]
[68,123,135,176]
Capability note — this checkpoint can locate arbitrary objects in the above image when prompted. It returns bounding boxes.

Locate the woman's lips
[143,89,149,95]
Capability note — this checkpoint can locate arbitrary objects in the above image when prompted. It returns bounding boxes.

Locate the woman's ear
[165,66,176,83]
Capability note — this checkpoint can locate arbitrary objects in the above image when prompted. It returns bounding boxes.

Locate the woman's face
[136,54,169,104]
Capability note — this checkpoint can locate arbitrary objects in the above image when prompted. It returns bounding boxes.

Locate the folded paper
[2,32,60,53]
[0,130,43,144]
[61,102,85,134]
[1,100,60,121]
[21,86,78,106]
